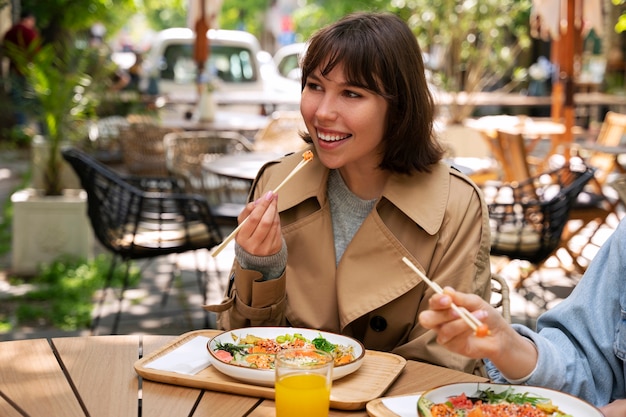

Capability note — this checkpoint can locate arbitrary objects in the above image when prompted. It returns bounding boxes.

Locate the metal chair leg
[90,255,119,335]
[111,260,132,335]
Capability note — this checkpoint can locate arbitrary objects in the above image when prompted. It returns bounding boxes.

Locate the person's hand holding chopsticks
[415,262,539,382]
[211,151,314,257]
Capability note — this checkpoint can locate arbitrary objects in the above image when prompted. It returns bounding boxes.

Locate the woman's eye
[305,82,322,91]
[344,90,361,98]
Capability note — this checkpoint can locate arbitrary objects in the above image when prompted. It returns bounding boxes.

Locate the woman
[206,11,491,373]
[419,219,626,415]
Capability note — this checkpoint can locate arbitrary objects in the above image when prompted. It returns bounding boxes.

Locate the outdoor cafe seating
[163,129,255,229]
[485,161,594,288]
[62,147,224,335]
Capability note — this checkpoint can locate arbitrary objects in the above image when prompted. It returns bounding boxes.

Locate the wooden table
[465,115,567,164]
[464,115,566,141]
[0,331,487,417]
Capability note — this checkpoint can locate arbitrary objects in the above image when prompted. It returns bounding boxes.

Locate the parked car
[273,42,306,81]
[142,27,300,110]
[272,41,441,100]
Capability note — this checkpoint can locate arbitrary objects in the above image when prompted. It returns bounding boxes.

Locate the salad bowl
[206,327,365,386]
[418,382,602,417]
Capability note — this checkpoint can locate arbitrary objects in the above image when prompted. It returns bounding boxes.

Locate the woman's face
[300,62,388,174]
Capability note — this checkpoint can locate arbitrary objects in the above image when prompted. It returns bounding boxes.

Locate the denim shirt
[487,219,626,407]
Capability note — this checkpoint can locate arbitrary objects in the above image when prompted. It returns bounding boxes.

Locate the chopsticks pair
[401,257,489,337]
[211,150,314,258]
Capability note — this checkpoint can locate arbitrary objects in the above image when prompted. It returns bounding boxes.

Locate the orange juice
[275,373,330,417]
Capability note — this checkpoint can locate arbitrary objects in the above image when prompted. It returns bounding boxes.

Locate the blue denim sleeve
[487,219,626,408]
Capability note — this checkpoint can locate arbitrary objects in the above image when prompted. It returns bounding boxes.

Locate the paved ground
[0,147,621,340]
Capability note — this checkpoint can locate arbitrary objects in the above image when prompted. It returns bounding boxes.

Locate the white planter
[11,188,93,276]
[31,135,81,191]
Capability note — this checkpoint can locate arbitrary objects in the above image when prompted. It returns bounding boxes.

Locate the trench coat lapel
[262,152,453,331]
[334,163,451,329]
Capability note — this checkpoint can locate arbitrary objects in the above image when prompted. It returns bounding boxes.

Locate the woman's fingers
[236,191,282,255]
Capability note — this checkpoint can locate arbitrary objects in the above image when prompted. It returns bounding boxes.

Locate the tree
[400,0,533,123]
[20,0,137,45]
[142,0,187,31]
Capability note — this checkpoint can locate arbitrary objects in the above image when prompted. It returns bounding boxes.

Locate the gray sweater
[235,169,376,279]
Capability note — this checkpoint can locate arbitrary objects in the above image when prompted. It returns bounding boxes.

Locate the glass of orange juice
[274,348,333,417]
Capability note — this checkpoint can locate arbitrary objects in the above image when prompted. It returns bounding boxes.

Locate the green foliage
[5,39,111,195]
[142,0,187,31]
[405,0,532,91]
[398,0,532,122]
[9,255,141,331]
[291,0,387,39]
[0,195,14,255]
[220,0,262,37]
[0,155,29,256]
[21,0,137,43]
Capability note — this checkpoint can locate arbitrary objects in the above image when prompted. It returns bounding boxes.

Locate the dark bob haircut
[300,12,443,174]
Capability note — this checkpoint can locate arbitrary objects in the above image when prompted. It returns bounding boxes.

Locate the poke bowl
[206,327,365,386]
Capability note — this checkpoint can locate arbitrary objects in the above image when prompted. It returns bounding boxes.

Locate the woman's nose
[315,95,338,121]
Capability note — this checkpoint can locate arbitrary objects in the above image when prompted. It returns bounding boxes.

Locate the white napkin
[144,336,212,375]
[381,394,421,417]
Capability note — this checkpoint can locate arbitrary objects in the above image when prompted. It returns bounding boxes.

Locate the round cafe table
[203,151,285,183]
[0,330,487,417]
[464,115,566,140]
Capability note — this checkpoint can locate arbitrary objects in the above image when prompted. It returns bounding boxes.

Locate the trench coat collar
[271,150,450,236]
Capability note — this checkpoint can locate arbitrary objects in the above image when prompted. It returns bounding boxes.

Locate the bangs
[304,31,386,96]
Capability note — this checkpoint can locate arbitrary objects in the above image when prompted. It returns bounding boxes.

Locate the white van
[143,27,299,109]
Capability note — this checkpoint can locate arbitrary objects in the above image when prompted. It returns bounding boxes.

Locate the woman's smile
[300,63,388,174]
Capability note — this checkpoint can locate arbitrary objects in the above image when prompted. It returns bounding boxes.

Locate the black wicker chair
[62,147,224,334]
[163,130,254,228]
[484,163,594,288]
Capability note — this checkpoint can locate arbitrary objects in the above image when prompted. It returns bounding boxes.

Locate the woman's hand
[600,399,626,417]
[235,191,283,256]
[419,287,538,381]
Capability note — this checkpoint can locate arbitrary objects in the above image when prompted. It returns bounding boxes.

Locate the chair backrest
[253,110,308,153]
[490,274,511,323]
[492,129,532,184]
[163,130,254,206]
[588,111,626,181]
[61,147,223,259]
[487,163,594,265]
[120,123,177,176]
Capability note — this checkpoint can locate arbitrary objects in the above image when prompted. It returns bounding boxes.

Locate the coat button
[369,316,387,332]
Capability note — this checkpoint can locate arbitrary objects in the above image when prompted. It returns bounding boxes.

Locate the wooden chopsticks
[211,151,314,258]
[401,257,489,336]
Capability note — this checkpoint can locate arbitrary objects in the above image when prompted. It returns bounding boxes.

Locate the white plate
[419,382,602,417]
[206,327,365,386]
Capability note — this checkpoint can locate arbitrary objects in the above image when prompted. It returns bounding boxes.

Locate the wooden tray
[366,394,421,417]
[135,330,406,411]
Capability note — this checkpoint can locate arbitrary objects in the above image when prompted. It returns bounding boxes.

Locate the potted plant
[6,40,100,275]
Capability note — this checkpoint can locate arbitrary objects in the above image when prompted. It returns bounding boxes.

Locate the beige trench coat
[206,148,492,374]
